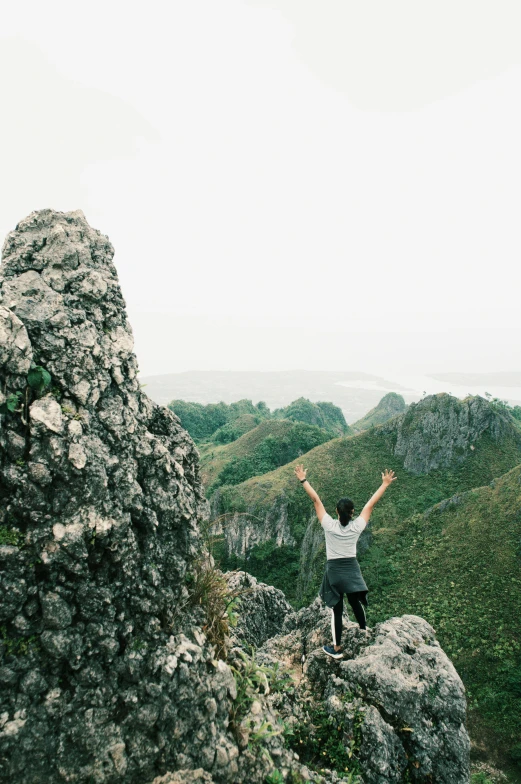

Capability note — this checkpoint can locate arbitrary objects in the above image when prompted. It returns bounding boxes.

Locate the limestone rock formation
[0,209,229,783]
[225,571,293,648]
[350,392,407,434]
[388,392,518,475]
[255,601,470,784]
[210,489,296,559]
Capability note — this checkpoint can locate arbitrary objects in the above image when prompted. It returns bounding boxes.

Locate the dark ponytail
[336,497,355,527]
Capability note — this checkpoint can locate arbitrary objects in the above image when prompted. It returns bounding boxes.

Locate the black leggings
[331,592,367,645]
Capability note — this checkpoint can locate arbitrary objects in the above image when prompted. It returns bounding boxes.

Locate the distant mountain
[211,413,265,444]
[193,398,350,493]
[139,369,410,422]
[171,395,350,446]
[350,392,407,433]
[272,397,351,437]
[168,398,270,443]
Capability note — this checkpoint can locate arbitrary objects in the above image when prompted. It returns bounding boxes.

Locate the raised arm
[359,469,397,523]
[294,463,326,523]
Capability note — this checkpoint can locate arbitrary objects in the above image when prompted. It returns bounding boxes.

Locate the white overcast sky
[1,1,520,377]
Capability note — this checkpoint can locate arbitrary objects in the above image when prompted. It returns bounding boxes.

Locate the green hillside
[201,393,403,496]
[214,395,521,603]
[360,464,521,773]
[210,413,262,444]
[199,418,332,492]
[350,391,407,433]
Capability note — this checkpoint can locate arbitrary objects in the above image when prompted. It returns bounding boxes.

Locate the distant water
[337,373,521,406]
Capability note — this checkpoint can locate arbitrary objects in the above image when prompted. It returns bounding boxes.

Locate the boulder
[257,609,470,784]
[226,570,294,648]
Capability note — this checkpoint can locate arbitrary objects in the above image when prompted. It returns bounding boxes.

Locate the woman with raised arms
[294,463,397,659]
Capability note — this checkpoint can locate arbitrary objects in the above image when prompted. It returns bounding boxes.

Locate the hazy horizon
[138,368,521,423]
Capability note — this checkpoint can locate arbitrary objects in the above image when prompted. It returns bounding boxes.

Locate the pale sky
[1,1,520,377]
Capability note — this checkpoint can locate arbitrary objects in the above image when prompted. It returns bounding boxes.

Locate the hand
[294,463,307,482]
[381,469,397,486]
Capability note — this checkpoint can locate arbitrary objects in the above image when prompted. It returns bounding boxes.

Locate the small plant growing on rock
[186,553,242,659]
[229,648,271,728]
[249,719,283,746]
[1,364,53,423]
[0,626,39,656]
[262,661,295,695]
[0,526,24,547]
[0,390,23,415]
[27,365,52,394]
[470,773,495,784]
[287,699,363,779]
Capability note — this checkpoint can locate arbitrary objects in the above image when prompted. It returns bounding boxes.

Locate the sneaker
[323,645,343,659]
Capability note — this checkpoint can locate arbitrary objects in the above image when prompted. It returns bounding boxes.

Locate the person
[293,463,397,659]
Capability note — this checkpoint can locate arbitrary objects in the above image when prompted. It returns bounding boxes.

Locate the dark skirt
[319,557,368,608]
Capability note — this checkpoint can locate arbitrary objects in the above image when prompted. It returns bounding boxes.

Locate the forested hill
[271,397,351,436]
[178,393,409,495]
[198,418,332,492]
[168,396,351,444]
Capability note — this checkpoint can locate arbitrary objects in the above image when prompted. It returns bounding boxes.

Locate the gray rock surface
[388,392,519,475]
[210,489,296,557]
[225,570,293,648]
[257,605,470,784]
[0,209,233,783]
[151,771,215,784]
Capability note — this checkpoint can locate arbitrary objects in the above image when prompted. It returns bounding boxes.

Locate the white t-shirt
[320,512,367,560]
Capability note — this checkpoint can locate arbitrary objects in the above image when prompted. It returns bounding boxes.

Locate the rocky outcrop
[0,210,232,783]
[151,772,214,784]
[225,571,293,648]
[388,392,519,475]
[210,489,296,557]
[256,601,470,784]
